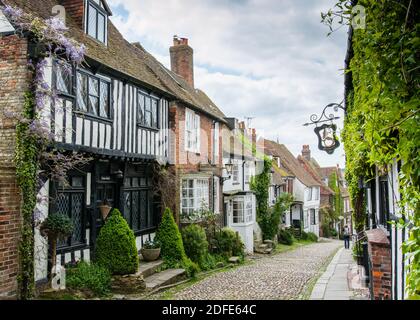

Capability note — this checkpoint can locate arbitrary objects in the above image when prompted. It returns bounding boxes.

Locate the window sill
[74,110,113,123]
[137,124,159,132]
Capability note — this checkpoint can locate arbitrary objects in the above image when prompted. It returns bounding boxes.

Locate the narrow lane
[167,239,342,300]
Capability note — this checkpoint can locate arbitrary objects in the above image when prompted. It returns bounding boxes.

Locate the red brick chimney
[60,0,85,28]
[170,36,194,87]
[302,145,311,161]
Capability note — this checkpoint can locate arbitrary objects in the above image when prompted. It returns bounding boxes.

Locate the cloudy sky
[107,0,348,168]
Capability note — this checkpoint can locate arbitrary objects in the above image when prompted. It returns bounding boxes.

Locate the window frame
[184,108,200,153]
[310,209,316,225]
[86,0,108,45]
[180,178,209,218]
[51,175,88,253]
[231,195,253,225]
[232,164,240,184]
[75,70,112,121]
[137,90,159,130]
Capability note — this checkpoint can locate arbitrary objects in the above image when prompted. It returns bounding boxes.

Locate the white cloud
[108,0,347,168]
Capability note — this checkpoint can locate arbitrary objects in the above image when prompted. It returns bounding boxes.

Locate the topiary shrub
[277,228,295,245]
[155,207,198,276]
[95,209,138,275]
[66,261,111,296]
[155,207,186,264]
[40,213,74,284]
[307,232,318,242]
[181,224,209,269]
[321,223,331,238]
[214,228,245,258]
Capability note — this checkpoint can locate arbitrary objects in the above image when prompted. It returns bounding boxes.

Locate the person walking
[343,225,350,249]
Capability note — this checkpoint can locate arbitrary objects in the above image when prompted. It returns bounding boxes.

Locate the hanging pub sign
[303,102,345,155]
[314,123,340,154]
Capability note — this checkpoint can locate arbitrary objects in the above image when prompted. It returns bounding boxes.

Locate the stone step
[254,247,273,254]
[144,268,186,291]
[138,260,164,278]
[228,256,240,264]
[258,244,269,249]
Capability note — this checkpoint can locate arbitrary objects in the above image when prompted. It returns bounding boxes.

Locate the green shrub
[181,224,209,269]
[321,224,331,238]
[66,261,111,296]
[155,207,186,264]
[330,228,338,237]
[307,232,318,242]
[300,230,309,240]
[40,213,74,239]
[214,228,245,258]
[277,228,295,245]
[155,207,197,276]
[95,209,138,275]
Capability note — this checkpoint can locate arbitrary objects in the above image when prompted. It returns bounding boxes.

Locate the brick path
[162,239,342,300]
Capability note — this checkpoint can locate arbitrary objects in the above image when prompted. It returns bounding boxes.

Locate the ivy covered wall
[339,0,419,299]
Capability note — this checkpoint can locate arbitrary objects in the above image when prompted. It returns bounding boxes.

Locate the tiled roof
[261,139,320,187]
[297,155,334,195]
[3,0,226,122]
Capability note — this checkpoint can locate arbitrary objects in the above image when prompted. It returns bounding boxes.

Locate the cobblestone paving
[168,239,342,300]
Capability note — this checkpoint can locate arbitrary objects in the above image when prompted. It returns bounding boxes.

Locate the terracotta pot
[140,248,161,261]
[98,205,112,220]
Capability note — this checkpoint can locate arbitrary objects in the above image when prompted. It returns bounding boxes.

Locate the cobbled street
[154,239,342,300]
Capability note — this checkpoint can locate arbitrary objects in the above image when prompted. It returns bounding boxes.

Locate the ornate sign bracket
[303,102,345,154]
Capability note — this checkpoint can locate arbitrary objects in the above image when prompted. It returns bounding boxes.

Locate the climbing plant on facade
[322,0,419,298]
[2,5,87,299]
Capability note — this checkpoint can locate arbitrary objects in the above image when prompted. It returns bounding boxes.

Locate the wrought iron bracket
[303,101,345,127]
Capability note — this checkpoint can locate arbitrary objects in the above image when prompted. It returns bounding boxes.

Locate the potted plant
[40,213,74,287]
[140,239,161,261]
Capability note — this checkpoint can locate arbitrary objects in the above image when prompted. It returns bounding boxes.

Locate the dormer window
[86,0,111,44]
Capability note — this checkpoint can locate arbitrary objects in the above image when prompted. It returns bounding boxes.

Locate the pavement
[309,245,370,300]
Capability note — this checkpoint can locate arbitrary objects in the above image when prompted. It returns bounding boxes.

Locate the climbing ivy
[328,171,344,222]
[15,92,38,299]
[322,0,420,299]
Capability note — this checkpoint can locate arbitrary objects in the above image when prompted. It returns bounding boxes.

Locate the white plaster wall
[34,180,49,281]
[0,10,15,34]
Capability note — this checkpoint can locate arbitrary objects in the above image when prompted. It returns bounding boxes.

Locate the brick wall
[0,34,30,298]
[168,102,224,220]
[60,0,85,28]
[366,228,392,300]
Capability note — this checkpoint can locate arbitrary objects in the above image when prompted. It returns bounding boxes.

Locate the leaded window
[55,60,73,95]
[137,92,158,129]
[55,176,85,248]
[86,0,108,44]
[123,177,155,233]
[76,71,110,118]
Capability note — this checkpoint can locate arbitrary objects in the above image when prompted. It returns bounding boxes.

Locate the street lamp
[221,158,234,184]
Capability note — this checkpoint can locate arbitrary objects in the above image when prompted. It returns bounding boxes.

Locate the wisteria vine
[2,5,89,299]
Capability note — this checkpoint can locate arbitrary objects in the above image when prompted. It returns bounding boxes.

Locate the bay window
[181,178,209,217]
[232,196,253,224]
